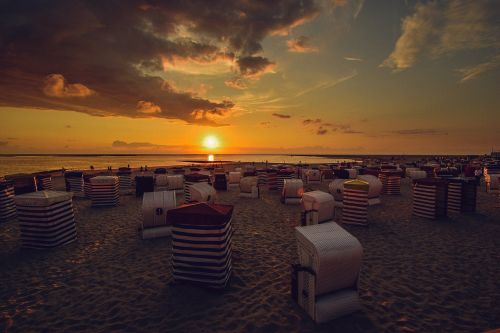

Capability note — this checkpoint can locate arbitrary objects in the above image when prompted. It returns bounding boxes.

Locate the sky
[0,0,499,155]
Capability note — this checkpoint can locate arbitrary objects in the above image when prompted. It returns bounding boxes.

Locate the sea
[0,154,357,176]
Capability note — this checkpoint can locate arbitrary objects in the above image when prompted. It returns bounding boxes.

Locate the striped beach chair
[168,203,234,288]
[379,171,401,195]
[0,180,16,222]
[447,177,477,215]
[90,176,119,207]
[342,179,369,226]
[15,191,76,249]
[412,178,447,220]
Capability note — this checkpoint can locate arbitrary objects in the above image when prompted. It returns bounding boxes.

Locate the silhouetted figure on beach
[90,165,94,170]
[140,166,143,172]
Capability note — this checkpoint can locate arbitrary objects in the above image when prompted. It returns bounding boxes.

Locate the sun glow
[202,135,220,150]
[208,154,215,162]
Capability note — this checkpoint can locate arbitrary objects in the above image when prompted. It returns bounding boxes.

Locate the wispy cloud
[295,70,357,97]
[381,1,499,78]
[272,113,292,119]
[344,56,363,62]
[111,140,196,151]
[457,55,500,83]
[388,128,448,135]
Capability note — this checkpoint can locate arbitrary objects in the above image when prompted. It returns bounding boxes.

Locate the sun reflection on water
[208,154,215,162]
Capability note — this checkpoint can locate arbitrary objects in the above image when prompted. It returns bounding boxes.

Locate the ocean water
[0,154,356,176]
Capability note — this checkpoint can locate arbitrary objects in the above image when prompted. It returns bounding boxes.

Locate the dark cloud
[272,113,292,119]
[316,127,328,135]
[303,118,322,125]
[65,125,72,128]
[302,118,362,135]
[0,0,318,126]
[389,129,448,135]
[237,56,275,78]
[0,141,8,146]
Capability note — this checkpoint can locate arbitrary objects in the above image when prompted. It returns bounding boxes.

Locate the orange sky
[0,1,499,155]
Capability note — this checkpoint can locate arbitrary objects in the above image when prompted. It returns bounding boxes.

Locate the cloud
[302,118,362,135]
[330,0,365,19]
[457,55,500,83]
[112,140,196,151]
[260,121,271,128]
[237,56,275,78]
[136,101,162,114]
[388,129,448,135]
[43,74,94,98]
[65,125,72,128]
[317,127,328,135]
[0,0,318,126]
[272,113,292,119]
[344,57,363,61]
[287,36,318,53]
[224,77,248,90]
[381,1,499,74]
[303,118,322,125]
[295,70,357,97]
[0,141,8,146]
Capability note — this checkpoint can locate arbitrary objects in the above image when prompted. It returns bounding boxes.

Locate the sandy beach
[1,174,499,333]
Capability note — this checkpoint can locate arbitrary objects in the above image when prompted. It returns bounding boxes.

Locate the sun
[202,135,220,150]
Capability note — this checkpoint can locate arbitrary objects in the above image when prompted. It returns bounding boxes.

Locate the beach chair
[378,171,401,195]
[281,179,304,204]
[356,175,382,205]
[36,174,53,191]
[301,191,335,226]
[305,169,322,184]
[189,182,216,203]
[293,222,363,323]
[166,175,184,194]
[239,176,259,198]
[169,203,234,288]
[15,191,77,249]
[65,171,84,196]
[342,179,369,226]
[136,175,154,197]
[446,177,477,215]
[184,173,210,203]
[90,176,119,207]
[228,171,242,189]
[141,191,177,239]
[0,180,16,222]
[412,178,447,220]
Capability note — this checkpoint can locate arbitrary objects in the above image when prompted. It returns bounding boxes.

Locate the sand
[1,176,499,333]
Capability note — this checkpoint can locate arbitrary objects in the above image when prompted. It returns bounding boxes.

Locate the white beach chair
[141,191,177,239]
[294,222,363,323]
[301,191,335,226]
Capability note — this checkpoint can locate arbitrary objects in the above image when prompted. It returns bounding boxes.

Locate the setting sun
[202,135,220,150]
